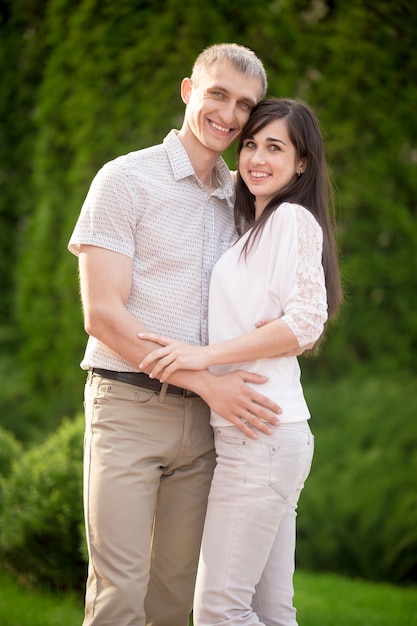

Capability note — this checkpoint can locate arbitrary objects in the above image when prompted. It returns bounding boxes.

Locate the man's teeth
[211,122,231,133]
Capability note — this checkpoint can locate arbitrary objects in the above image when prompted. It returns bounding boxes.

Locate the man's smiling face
[181,61,264,156]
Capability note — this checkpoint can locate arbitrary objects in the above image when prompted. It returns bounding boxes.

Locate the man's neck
[177,127,220,184]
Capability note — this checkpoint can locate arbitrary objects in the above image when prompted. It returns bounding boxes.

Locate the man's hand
[198,370,282,440]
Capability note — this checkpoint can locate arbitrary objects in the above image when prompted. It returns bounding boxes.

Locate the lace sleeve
[280,204,328,346]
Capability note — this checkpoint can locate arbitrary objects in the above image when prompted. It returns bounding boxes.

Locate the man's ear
[181,77,192,104]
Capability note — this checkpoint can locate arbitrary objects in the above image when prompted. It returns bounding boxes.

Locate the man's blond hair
[191,43,267,98]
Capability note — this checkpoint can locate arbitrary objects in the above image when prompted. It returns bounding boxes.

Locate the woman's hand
[138,332,210,381]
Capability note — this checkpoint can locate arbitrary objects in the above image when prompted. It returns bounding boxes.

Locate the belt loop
[158,382,168,403]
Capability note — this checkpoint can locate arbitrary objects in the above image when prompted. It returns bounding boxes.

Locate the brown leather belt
[92,368,198,398]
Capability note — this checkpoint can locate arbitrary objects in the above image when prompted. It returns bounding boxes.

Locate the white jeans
[193,421,314,626]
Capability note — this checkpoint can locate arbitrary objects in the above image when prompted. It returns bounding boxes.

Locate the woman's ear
[298,158,307,176]
[181,77,192,104]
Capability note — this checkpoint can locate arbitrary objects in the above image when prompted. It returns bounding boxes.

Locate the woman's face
[239,117,304,217]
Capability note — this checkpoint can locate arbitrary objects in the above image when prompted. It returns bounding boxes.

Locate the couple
[69,43,341,626]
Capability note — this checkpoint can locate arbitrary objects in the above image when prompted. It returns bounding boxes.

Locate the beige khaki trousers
[82,371,215,626]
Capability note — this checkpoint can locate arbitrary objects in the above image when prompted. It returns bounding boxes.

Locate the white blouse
[208,202,328,425]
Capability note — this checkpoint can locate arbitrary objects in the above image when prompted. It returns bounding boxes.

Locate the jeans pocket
[269,434,314,500]
[93,377,157,405]
[214,426,247,446]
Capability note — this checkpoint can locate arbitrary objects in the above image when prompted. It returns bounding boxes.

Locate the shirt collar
[164,130,235,208]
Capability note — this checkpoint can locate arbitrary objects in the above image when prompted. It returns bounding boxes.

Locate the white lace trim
[281,204,327,345]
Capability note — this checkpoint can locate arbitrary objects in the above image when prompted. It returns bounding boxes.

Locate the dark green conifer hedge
[1,0,416,435]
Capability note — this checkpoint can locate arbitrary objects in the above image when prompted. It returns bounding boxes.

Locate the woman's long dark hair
[235,98,342,320]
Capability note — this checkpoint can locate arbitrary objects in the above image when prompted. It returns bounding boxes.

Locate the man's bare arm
[78,245,281,439]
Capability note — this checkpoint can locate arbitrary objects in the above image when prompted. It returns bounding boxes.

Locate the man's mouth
[210,120,233,133]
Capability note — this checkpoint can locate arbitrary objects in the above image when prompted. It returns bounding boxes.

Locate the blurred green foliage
[0,426,22,478]
[298,376,417,584]
[0,379,415,589]
[1,0,416,596]
[0,1,416,434]
[0,415,85,590]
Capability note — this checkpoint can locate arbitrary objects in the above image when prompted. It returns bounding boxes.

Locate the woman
[139,98,342,625]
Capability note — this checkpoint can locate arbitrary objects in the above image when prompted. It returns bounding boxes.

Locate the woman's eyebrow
[265,137,286,145]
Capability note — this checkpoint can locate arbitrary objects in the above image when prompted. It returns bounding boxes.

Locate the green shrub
[0,415,85,590]
[297,376,417,584]
[0,426,22,478]
[0,426,23,515]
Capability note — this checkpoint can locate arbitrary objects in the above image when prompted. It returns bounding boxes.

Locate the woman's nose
[251,148,266,164]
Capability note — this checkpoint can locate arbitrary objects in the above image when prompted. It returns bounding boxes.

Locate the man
[69,43,281,626]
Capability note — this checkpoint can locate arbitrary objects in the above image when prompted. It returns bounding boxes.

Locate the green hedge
[297,376,417,584]
[0,415,85,590]
[0,378,416,590]
[1,0,416,438]
[0,427,22,478]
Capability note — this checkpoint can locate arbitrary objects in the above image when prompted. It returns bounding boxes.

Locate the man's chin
[207,134,238,153]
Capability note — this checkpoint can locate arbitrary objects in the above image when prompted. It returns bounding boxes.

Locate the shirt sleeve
[271,203,328,346]
[68,160,139,258]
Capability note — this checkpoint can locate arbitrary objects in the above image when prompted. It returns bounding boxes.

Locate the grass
[294,571,417,625]
[0,570,416,625]
[0,573,83,626]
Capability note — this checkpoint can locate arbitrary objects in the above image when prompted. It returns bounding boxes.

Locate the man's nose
[219,101,237,124]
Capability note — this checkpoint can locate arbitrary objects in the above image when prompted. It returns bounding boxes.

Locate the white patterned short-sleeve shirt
[68,130,236,371]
